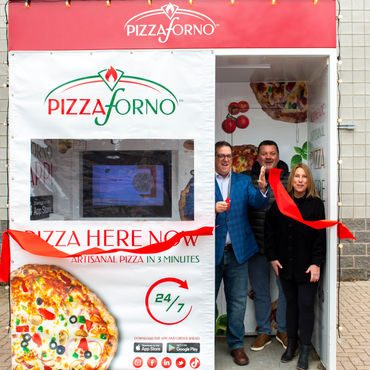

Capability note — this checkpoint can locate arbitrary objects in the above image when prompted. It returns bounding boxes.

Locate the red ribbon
[269,168,355,240]
[0,226,214,283]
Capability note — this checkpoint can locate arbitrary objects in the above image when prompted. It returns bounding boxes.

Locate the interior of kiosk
[214,52,336,369]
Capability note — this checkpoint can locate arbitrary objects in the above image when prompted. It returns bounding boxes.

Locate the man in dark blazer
[244,140,289,352]
[215,141,268,366]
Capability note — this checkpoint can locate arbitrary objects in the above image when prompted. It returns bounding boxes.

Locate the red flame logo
[105,66,118,82]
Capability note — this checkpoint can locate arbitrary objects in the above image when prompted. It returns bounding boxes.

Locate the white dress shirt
[215,171,268,246]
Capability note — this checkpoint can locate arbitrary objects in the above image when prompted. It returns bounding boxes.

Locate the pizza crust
[11,264,118,370]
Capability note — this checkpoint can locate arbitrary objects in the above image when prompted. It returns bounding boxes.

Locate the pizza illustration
[10,264,118,369]
[250,81,308,123]
[232,144,258,173]
[133,172,154,193]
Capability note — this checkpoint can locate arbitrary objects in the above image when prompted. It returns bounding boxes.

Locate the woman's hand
[270,260,282,276]
[306,264,320,282]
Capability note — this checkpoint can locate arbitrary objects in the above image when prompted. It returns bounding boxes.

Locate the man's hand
[216,201,229,213]
[270,260,282,276]
[306,264,320,282]
[257,166,267,194]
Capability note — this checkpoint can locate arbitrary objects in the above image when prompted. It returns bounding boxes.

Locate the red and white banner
[9,0,336,51]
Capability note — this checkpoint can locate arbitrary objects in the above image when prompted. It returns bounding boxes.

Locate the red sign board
[9,0,336,51]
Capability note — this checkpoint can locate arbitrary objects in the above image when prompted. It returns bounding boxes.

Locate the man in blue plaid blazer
[215,141,268,366]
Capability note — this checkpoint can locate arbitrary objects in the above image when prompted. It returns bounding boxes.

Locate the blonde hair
[287,163,320,198]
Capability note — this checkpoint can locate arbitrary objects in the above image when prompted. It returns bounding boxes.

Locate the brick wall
[340,219,370,280]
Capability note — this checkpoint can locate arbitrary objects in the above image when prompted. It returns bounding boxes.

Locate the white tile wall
[353,11,365,22]
[354,207,366,217]
[342,181,354,193]
[342,206,354,218]
[352,1,365,11]
[341,169,355,181]
[354,182,365,193]
[354,109,366,120]
[338,2,370,219]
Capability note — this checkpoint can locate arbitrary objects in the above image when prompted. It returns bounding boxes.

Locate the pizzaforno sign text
[124,2,218,43]
[45,66,178,126]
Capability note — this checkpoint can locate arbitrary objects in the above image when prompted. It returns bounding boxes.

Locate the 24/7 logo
[45,66,178,126]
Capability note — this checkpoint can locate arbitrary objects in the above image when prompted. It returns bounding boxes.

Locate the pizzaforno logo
[124,2,218,43]
[44,66,179,126]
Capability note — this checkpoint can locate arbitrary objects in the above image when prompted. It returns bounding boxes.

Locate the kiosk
[7,1,337,369]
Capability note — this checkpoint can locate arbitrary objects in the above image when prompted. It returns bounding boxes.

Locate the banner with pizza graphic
[8,50,215,369]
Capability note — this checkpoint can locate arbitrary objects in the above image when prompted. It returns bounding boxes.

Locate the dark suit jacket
[215,172,269,265]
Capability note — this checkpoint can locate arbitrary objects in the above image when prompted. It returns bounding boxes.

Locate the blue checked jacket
[215,172,269,265]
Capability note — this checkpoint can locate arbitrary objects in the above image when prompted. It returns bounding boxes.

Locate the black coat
[243,160,289,254]
[264,194,326,283]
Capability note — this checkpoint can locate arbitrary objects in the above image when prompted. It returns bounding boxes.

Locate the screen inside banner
[30,139,194,221]
[83,150,172,217]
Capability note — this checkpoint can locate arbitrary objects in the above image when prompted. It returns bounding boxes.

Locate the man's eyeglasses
[216,154,233,160]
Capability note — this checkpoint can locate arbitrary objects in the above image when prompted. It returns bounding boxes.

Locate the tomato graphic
[228,102,240,115]
[222,118,236,134]
[236,115,249,129]
[238,101,249,113]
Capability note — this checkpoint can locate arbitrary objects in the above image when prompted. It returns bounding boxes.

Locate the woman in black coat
[265,163,326,370]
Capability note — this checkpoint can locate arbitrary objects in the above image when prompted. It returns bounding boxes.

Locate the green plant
[290,141,307,169]
[215,314,227,336]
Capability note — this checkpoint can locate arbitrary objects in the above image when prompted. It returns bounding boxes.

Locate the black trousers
[280,277,318,345]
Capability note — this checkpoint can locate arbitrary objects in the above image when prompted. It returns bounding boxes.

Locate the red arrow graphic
[145,277,192,325]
